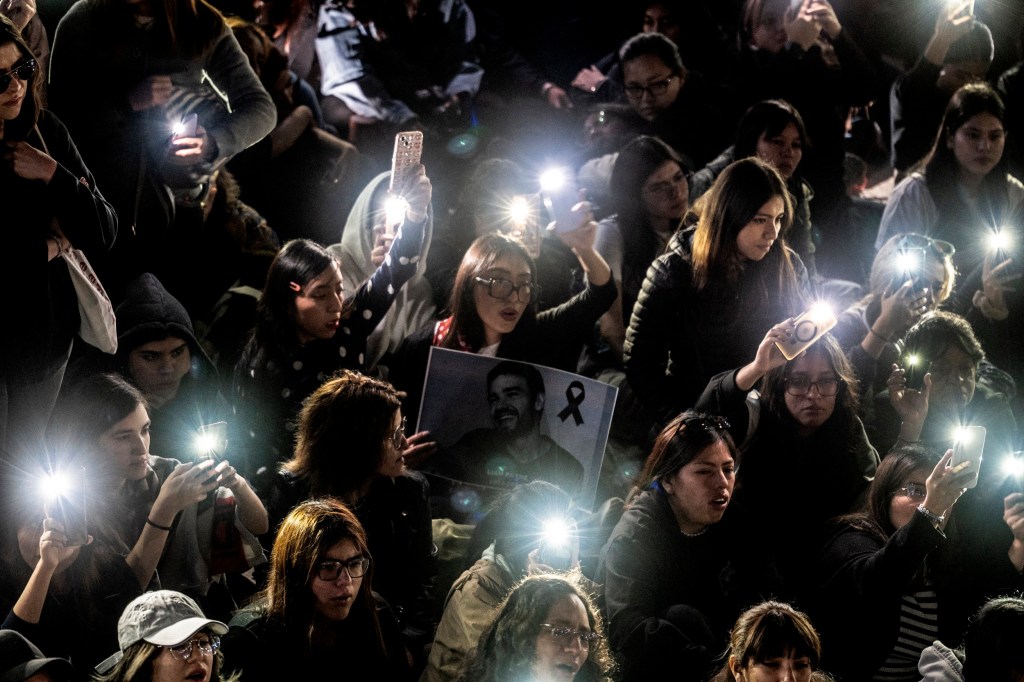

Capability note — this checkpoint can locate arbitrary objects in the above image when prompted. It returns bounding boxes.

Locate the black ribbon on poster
[557,381,586,426]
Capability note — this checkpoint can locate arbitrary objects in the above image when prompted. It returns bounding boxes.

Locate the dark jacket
[597,489,779,682]
[624,227,809,425]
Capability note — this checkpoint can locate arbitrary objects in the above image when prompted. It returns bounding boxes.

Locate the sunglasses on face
[0,58,36,93]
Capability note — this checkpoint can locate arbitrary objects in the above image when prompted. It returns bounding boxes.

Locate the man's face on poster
[488,373,543,435]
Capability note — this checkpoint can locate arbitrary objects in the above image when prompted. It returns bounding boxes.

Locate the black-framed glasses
[896,233,955,258]
[539,624,602,651]
[623,74,676,100]
[316,556,370,581]
[0,58,37,93]
[166,635,220,662]
[897,482,927,500]
[643,170,687,199]
[474,276,537,303]
[784,376,841,397]
[392,416,407,449]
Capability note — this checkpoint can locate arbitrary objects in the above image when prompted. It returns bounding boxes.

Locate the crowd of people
[3,0,1024,680]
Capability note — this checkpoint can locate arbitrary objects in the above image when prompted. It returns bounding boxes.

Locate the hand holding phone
[173,113,198,140]
[389,131,424,194]
[195,421,228,463]
[42,467,88,547]
[951,425,986,489]
[774,303,838,360]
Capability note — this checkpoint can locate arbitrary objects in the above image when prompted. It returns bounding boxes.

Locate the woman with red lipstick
[234,168,429,493]
[625,157,810,426]
[598,410,780,682]
[223,498,411,680]
[876,83,1024,384]
[265,370,436,669]
[696,332,878,592]
[457,573,613,682]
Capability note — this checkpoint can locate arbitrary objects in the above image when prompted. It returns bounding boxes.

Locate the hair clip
[288,281,302,292]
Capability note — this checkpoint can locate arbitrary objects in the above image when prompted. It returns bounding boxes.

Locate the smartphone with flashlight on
[385,131,423,237]
[42,467,89,547]
[173,113,198,140]
[509,193,542,259]
[774,303,838,361]
[540,168,586,235]
[951,425,986,489]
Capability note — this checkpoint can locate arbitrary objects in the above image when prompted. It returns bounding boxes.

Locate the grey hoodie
[918,641,964,682]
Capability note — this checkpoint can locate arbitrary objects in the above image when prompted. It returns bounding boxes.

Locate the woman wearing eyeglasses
[804,443,1016,682]
[95,590,234,682]
[457,573,613,682]
[233,169,430,493]
[390,225,615,425]
[222,498,411,680]
[696,332,878,591]
[262,370,436,671]
[597,410,779,682]
[0,14,117,471]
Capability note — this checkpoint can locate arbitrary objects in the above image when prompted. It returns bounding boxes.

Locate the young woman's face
[756,123,803,180]
[642,3,681,43]
[925,344,977,413]
[127,337,191,407]
[641,160,688,224]
[731,649,813,682]
[750,0,788,54]
[292,262,344,345]
[0,42,30,123]
[622,54,681,122]
[888,467,930,531]
[98,403,151,481]
[471,254,533,347]
[531,594,592,681]
[310,538,364,622]
[660,440,736,534]
[150,631,215,682]
[783,352,838,435]
[735,195,785,261]
[376,410,407,478]
[948,112,1006,181]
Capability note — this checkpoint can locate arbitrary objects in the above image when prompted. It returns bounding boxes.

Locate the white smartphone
[774,303,838,361]
[951,425,986,489]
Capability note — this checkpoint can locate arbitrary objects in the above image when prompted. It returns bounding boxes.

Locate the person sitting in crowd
[696,331,879,590]
[48,373,268,608]
[222,498,412,679]
[624,157,809,427]
[456,573,614,682]
[710,600,833,682]
[597,410,779,682]
[918,594,1024,682]
[0,630,75,682]
[423,480,578,682]
[233,163,430,492]
[808,444,1023,681]
[266,371,436,668]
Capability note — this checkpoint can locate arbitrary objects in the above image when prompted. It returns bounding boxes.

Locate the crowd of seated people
[4,0,1024,680]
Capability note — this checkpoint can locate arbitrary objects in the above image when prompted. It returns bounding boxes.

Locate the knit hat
[0,631,75,682]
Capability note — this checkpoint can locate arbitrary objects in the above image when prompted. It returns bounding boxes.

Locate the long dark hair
[733,99,811,160]
[840,444,936,540]
[442,233,537,352]
[282,370,405,501]
[0,15,42,140]
[712,601,826,682]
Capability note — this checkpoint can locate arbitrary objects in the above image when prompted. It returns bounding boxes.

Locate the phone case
[389,131,424,193]
[44,490,88,547]
[774,305,838,361]
[951,426,986,489]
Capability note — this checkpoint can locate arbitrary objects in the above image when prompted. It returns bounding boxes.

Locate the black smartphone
[42,467,88,547]
[903,351,926,390]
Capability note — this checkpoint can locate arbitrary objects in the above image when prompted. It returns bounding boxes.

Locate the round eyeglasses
[474,276,537,303]
[895,233,955,258]
[316,556,371,581]
[623,74,676,100]
[539,624,602,651]
[166,635,220,662]
[896,482,927,500]
[784,376,841,397]
[392,416,407,449]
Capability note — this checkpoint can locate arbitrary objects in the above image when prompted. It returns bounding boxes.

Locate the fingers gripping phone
[951,425,986,489]
[389,131,424,194]
[541,173,586,234]
[774,303,838,361]
[43,467,88,547]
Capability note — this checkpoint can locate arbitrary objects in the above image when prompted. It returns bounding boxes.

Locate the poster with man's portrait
[416,348,617,522]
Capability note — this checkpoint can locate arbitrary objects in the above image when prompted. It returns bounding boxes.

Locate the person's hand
[38,518,90,570]
[887,363,931,426]
[806,0,841,39]
[754,320,792,374]
[934,0,974,42]
[394,163,431,224]
[544,84,572,110]
[786,0,822,50]
[526,548,557,575]
[551,201,597,252]
[128,75,173,111]
[370,226,394,267]
[0,0,36,30]
[152,461,221,518]
[402,431,438,469]
[168,124,213,166]
[921,449,972,518]
[981,251,1019,312]
[571,65,606,93]
[210,459,249,494]
[1005,492,1024,542]
[2,141,57,183]
[875,280,929,339]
